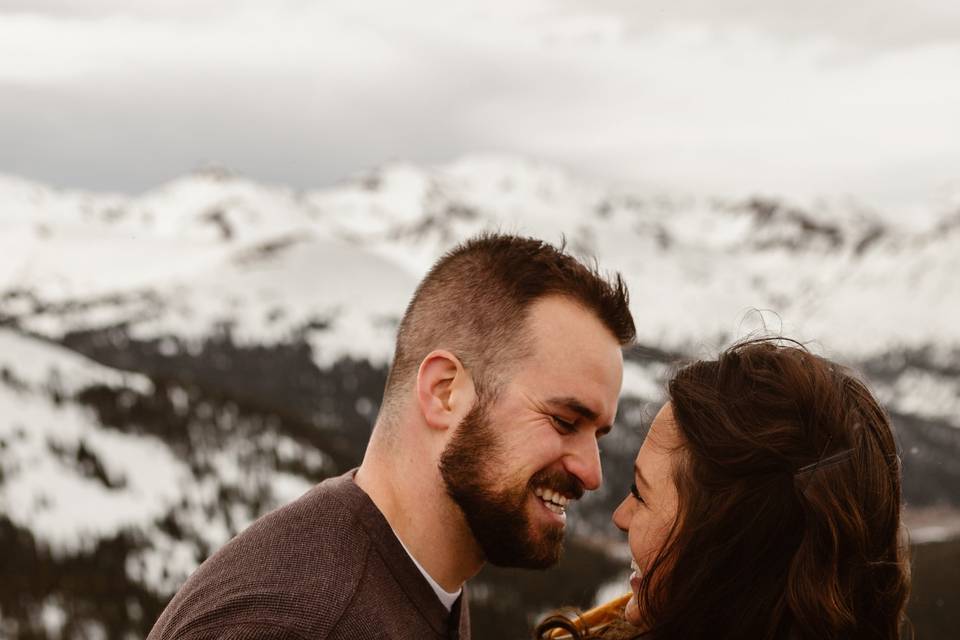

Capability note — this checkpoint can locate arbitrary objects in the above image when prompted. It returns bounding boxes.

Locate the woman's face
[612,402,682,626]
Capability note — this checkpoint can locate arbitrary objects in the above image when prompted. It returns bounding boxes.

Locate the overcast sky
[2,0,959,207]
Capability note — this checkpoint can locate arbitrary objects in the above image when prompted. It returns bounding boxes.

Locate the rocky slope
[1,157,958,639]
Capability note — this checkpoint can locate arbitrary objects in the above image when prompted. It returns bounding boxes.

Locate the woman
[536,338,910,640]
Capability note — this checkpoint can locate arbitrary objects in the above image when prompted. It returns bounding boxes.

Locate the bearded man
[147,233,635,640]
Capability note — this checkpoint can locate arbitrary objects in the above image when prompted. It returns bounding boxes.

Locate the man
[148,233,635,640]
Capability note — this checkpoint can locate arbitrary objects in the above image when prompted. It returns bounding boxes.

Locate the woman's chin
[624,593,642,626]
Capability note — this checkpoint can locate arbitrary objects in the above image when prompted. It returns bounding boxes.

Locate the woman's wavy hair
[633,338,911,640]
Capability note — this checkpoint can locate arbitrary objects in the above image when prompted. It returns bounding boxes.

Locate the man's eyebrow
[545,396,613,435]
[634,462,652,492]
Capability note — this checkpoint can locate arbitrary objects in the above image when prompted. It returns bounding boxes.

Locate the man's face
[440,295,624,568]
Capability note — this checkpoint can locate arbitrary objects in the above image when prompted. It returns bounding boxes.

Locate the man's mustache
[530,468,585,501]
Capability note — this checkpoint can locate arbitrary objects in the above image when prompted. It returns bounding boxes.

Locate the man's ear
[416,350,475,431]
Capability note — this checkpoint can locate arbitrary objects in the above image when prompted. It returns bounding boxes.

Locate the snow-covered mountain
[5,157,960,358]
[1,156,958,639]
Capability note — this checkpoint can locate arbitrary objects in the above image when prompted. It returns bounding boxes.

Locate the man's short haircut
[381,233,636,410]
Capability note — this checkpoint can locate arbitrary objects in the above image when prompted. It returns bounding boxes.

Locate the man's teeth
[533,487,569,512]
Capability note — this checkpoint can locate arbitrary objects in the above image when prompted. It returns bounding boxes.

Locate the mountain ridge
[1,156,958,639]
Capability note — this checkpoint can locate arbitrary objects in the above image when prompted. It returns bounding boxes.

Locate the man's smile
[532,486,574,522]
[533,485,570,510]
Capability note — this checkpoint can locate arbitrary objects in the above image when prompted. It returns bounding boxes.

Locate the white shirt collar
[392,528,462,611]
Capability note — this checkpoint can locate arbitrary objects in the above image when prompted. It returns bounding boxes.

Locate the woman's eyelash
[630,482,644,503]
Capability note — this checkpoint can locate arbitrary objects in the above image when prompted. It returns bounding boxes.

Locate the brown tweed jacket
[147,470,470,640]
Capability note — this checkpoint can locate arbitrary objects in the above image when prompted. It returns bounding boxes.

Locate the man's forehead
[526,295,597,335]
[526,298,621,358]
[512,294,623,403]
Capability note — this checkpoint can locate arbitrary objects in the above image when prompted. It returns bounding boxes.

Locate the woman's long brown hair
[534,339,910,640]
[633,338,911,640]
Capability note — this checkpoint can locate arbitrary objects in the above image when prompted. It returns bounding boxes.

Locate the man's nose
[563,432,603,491]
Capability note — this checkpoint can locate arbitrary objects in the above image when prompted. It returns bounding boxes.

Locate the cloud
[0,0,238,20]
[555,0,960,51]
[0,1,958,205]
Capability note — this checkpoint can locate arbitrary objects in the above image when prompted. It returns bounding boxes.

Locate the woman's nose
[612,496,631,532]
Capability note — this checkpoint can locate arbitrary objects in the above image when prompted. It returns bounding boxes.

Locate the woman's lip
[629,572,640,593]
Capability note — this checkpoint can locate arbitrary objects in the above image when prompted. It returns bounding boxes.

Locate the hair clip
[794,434,853,494]
[795,447,855,474]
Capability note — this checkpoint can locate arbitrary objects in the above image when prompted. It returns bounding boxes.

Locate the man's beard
[438,395,582,569]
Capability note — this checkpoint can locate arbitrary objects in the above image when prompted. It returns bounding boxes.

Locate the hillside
[1,157,958,639]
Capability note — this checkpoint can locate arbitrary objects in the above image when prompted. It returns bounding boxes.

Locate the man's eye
[630,482,645,504]
[551,416,576,433]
